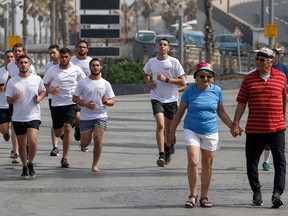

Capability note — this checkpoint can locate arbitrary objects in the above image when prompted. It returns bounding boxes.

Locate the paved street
[0,89,287,216]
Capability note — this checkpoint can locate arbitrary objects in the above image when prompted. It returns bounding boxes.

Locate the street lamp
[178,1,184,65]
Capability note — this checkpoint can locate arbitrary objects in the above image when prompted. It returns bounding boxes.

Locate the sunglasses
[255,57,269,62]
[199,75,212,79]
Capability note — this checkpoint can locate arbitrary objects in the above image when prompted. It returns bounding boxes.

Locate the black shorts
[151,99,178,120]
[12,120,41,135]
[51,104,78,129]
[48,98,52,110]
[0,108,12,124]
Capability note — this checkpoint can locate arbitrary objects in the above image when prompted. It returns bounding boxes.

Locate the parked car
[153,34,179,57]
[134,30,156,44]
[182,29,204,47]
[214,34,243,53]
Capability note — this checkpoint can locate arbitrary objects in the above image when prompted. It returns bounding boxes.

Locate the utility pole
[11,0,16,35]
[268,0,274,48]
[178,2,184,65]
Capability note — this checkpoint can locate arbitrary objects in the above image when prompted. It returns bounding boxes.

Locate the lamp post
[11,0,16,35]
[178,1,184,65]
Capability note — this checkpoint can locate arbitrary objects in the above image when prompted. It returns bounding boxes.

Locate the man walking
[231,47,286,208]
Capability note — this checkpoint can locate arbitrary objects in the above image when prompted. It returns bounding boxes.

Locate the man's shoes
[28,163,36,177]
[171,144,175,154]
[157,155,165,167]
[50,147,59,156]
[164,144,171,165]
[262,162,271,171]
[80,144,88,152]
[12,153,20,164]
[61,157,69,168]
[252,192,263,206]
[74,127,81,141]
[3,132,10,141]
[272,192,284,208]
[21,166,29,179]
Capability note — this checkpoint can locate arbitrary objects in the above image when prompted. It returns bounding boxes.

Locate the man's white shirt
[7,61,36,77]
[71,55,92,76]
[0,66,9,109]
[43,63,86,107]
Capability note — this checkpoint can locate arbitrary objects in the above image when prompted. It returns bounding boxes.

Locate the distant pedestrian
[169,62,239,208]
[143,37,186,167]
[43,47,86,168]
[231,47,286,208]
[5,55,46,178]
[73,58,115,172]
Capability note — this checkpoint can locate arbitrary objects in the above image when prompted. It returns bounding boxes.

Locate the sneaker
[252,192,263,206]
[21,166,29,179]
[28,163,36,177]
[10,150,15,158]
[157,155,165,167]
[12,153,20,164]
[50,147,59,156]
[80,144,88,152]
[262,162,271,171]
[272,192,284,208]
[171,144,175,154]
[164,144,171,165]
[74,127,80,141]
[3,132,10,141]
[61,157,69,168]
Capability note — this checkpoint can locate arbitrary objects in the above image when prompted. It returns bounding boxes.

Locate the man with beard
[5,55,46,178]
[72,58,115,172]
[71,40,92,144]
[43,47,86,168]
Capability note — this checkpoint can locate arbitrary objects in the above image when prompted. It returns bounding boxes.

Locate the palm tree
[141,0,161,29]
[204,0,213,63]
[22,0,29,46]
[60,0,69,47]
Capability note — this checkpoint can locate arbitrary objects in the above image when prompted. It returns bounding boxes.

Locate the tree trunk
[204,0,213,63]
[22,0,29,46]
[60,0,69,47]
[50,0,56,44]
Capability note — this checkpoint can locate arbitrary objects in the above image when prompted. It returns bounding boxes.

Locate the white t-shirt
[73,77,115,120]
[44,61,59,99]
[5,74,45,121]
[43,63,86,107]
[0,66,9,109]
[7,61,36,77]
[71,55,92,76]
[143,56,185,103]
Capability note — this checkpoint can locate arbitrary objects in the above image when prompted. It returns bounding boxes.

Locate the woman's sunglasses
[199,75,212,79]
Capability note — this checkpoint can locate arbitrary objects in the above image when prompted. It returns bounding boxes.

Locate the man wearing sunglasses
[231,47,286,208]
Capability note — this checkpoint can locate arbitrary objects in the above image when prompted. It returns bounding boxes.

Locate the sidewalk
[0,89,287,216]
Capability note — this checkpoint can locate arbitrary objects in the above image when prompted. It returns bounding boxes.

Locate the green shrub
[104,60,145,84]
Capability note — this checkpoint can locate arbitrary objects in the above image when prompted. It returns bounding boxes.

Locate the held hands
[230,124,243,137]
[0,85,5,92]
[167,133,176,146]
